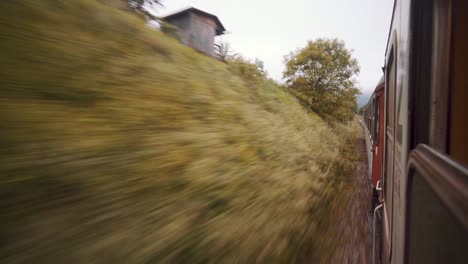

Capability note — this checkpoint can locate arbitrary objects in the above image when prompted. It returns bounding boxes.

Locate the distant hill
[357,91,372,107]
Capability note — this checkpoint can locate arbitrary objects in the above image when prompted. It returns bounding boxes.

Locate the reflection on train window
[406,171,467,264]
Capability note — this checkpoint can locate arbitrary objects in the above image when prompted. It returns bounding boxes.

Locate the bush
[227,56,266,85]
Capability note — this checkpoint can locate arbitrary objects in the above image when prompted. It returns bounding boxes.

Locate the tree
[254,58,266,75]
[214,40,233,61]
[283,38,360,122]
[358,105,366,116]
[127,0,161,20]
[128,0,161,10]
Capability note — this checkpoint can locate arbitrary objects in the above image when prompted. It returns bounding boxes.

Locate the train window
[408,0,433,149]
[373,96,380,145]
[372,102,374,128]
[405,145,468,264]
[405,1,468,263]
[371,100,374,139]
[386,56,395,132]
[396,85,404,144]
[370,100,373,139]
[406,171,467,263]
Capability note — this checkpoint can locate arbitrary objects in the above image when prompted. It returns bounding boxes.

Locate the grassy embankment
[0,1,357,262]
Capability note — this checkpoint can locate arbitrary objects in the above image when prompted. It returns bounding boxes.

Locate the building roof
[162,7,226,35]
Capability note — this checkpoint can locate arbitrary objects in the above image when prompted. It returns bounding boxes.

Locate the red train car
[364,77,385,210]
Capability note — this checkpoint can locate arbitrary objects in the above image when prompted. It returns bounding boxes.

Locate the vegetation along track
[308,119,373,263]
[1,1,363,263]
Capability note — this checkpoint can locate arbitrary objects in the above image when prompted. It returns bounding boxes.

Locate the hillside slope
[0,1,355,263]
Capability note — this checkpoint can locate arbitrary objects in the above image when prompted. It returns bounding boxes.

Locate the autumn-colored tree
[283,38,360,122]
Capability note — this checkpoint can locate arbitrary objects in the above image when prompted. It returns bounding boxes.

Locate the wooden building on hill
[162,7,226,56]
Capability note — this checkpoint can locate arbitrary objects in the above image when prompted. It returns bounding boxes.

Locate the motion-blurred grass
[0,1,356,263]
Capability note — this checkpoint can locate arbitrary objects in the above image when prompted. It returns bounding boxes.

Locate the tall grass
[0,1,357,262]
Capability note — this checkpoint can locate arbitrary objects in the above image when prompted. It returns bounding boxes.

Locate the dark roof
[162,7,226,35]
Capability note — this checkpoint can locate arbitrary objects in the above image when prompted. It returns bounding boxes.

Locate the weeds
[0,1,357,263]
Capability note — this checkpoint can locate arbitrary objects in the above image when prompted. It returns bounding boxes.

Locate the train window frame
[383,28,398,262]
[428,0,451,152]
[404,144,468,263]
[372,98,375,143]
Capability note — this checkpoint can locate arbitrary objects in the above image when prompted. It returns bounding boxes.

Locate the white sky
[156,0,394,93]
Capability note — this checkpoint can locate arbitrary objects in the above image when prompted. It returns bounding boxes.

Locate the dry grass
[0,1,356,263]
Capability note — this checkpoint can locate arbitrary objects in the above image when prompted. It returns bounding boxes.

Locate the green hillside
[0,1,357,263]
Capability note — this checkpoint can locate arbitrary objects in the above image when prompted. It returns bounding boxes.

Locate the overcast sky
[156,0,394,93]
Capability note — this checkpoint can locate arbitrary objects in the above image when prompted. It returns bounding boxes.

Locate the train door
[382,37,397,263]
[404,0,468,263]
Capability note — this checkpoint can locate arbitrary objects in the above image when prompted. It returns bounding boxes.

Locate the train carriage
[363,0,468,263]
[364,78,385,211]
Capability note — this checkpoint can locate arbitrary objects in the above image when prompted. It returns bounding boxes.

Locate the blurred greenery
[0,1,357,263]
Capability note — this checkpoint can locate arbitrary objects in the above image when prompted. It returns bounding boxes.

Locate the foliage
[284,38,360,123]
[358,105,366,115]
[128,0,161,20]
[0,1,356,263]
[128,0,161,10]
[309,120,362,262]
[227,55,267,85]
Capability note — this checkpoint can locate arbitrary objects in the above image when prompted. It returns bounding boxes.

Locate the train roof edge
[374,75,385,92]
